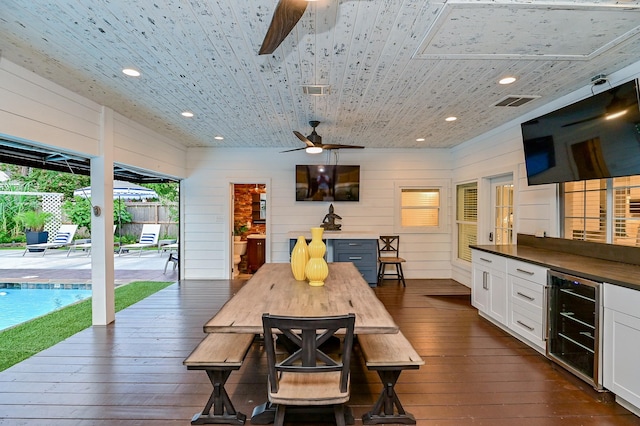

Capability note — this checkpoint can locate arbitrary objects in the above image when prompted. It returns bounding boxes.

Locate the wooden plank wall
[182,147,453,280]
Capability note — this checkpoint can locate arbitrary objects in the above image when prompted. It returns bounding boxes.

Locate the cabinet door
[247,239,266,273]
[488,270,507,324]
[471,250,507,325]
[603,284,640,411]
[603,309,640,409]
[472,262,490,314]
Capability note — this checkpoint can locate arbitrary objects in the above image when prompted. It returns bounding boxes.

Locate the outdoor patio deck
[0,276,637,425]
[0,248,178,285]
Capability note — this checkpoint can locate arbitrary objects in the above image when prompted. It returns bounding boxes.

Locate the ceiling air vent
[494,95,540,107]
[302,85,331,96]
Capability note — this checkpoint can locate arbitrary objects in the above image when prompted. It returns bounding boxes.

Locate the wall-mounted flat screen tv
[521,78,640,185]
[296,165,360,201]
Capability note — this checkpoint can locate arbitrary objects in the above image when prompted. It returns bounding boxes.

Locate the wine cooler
[546,270,603,389]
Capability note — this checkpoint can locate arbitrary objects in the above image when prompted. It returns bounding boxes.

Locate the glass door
[547,271,601,387]
[490,175,513,245]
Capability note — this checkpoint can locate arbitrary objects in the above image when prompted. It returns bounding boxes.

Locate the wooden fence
[117,202,178,239]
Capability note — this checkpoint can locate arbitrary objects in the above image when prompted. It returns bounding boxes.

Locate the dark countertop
[472,244,640,291]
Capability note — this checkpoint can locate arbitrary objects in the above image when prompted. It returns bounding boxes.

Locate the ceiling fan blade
[259,0,309,55]
[280,146,307,153]
[321,144,365,150]
[293,130,315,147]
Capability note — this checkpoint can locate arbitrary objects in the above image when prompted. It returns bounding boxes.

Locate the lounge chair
[23,224,78,256]
[119,224,161,256]
[67,225,117,256]
[159,239,178,253]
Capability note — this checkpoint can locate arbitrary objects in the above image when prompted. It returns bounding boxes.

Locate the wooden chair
[261,313,356,426]
[377,236,406,286]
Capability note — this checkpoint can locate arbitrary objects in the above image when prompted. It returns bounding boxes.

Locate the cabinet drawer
[510,275,544,310]
[472,251,507,271]
[604,283,640,315]
[507,259,547,283]
[333,239,377,252]
[334,251,376,265]
[511,304,544,345]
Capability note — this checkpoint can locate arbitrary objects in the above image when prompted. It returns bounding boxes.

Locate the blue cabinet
[333,239,378,286]
[289,237,378,286]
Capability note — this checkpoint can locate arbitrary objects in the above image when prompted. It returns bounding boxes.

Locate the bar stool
[377,236,406,287]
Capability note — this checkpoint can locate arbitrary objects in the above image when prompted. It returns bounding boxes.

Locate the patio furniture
[262,313,356,426]
[377,236,406,287]
[67,225,117,256]
[23,224,78,256]
[164,253,178,273]
[203,263,399,424]
[160,239,178,253]
[183,333,255,425]
[119,224,161,256]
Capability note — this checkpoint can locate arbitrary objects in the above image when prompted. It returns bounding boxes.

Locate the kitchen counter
[472,243,640,291]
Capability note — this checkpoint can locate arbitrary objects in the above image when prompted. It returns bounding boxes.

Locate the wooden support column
[91,106,116,326]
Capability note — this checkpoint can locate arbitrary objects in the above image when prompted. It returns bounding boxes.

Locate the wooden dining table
[202,262,399,424]
[203,262,399,335]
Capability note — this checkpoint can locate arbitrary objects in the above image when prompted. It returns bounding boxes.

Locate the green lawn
[0,281,173,371]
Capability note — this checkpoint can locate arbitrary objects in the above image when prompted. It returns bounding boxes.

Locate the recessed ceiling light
[445,116,457,122]
[416,138,425,142]
[499,76,516,85]
[122,68,141,77]
[214,136,224,140]
[181,111,194,118]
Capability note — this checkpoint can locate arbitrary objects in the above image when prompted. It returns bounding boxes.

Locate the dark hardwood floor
[0,276,638,425]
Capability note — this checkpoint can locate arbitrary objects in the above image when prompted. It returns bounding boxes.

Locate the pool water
[0,288,92,331]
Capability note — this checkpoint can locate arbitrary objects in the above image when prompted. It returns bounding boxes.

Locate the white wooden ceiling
[1,0,640,150]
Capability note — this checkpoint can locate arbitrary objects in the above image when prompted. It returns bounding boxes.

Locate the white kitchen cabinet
[472,250,507,325]
[507,259,548,351]
[603,283,640,416]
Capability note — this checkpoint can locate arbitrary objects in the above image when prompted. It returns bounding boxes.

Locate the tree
[2,164,89,198]
[62,197,132,230]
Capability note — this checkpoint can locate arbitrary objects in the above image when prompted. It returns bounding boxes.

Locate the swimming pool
[0,287,92,331]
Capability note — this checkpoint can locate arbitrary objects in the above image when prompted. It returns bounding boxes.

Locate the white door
[489,174,514,245]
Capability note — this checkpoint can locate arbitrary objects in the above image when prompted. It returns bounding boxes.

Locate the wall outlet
[535,229,546,238]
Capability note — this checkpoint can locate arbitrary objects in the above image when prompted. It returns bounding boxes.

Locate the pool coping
[0,282,93,290]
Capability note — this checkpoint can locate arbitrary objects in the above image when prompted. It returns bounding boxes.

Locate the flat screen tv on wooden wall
[296,165,360,202]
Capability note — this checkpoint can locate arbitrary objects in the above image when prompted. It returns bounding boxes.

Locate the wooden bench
[183,333,255,425]
[357,331,424,425]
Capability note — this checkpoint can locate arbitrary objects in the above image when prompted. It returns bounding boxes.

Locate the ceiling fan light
[306,146,323,154]
[605,109,627,120]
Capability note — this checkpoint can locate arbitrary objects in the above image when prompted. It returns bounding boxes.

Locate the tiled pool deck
[0,248,178,286]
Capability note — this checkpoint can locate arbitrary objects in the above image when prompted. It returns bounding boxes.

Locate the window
[562,175,640,246]
[394,182,447,233]
[456,182,477,262]
[401,188,439,226]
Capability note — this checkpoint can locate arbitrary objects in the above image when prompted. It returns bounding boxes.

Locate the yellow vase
[290,236,309,281]
[305,227,328,286]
